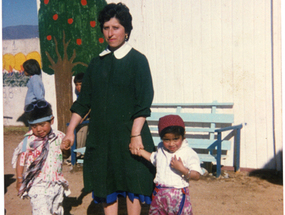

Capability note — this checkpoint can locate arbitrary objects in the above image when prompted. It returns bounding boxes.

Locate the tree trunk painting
[45,32,88,131]
[38,0,107,132]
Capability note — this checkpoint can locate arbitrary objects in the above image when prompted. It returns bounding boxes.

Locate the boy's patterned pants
[28,182,64,215]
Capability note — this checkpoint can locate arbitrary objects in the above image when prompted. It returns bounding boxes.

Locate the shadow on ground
[249,169,283,185]
[63,189,90,215]
[4,174,16,194]
[87,196,150,215]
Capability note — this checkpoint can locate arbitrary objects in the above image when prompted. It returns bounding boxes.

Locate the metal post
[216,132,222,177]
[235,128,241,172]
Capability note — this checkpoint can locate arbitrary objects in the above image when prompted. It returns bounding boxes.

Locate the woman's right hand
[61,132,74,150]
[60,112,83,150]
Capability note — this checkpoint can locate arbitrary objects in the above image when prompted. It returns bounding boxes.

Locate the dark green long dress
[71,45,156,199]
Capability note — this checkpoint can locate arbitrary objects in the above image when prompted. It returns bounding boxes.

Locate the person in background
[133,114,203,214]
[12,100,70,215]
[61,2,155,215]
[74,72,89,155]
[23,59,45,110]
[74,72,85,97]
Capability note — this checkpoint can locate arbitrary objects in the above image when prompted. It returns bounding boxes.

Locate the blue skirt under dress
[93,191,152,204]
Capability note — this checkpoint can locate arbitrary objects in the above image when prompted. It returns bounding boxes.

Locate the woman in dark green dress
[61,3,155,214]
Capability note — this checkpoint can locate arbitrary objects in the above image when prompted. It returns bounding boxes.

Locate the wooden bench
[69,101,243,178]
[148,101,243,177]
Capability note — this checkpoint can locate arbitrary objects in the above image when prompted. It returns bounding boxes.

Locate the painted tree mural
[38,0,107,131]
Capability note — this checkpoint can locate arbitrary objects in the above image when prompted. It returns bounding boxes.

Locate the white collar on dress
[99,42,132,59]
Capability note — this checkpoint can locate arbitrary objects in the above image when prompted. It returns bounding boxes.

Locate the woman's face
[103,17,127,51]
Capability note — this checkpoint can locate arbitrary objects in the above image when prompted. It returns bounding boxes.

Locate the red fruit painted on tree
[68,18,73,24]
[44,0,49,4]
[53,14,58,20]
[99,38,104,43]
[77,39,82,45]
[81,0,87,6]
[90,21,96,27]
[47,35,52,41]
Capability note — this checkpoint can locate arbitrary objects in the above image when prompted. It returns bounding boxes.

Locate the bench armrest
[215,123,243,132]
[215,123,243,177]
[79,120,89,125]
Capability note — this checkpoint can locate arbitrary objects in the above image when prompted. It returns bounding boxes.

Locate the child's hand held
[61,139,71,150]
[61,140,71,159]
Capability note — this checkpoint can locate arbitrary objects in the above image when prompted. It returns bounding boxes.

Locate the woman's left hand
[129,136,144,156]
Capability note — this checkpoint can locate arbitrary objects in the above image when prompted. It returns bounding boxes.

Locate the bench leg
[235,128,241,172]
[216,132,222,177]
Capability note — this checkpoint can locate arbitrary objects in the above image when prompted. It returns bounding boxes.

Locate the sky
[2,0,38,28]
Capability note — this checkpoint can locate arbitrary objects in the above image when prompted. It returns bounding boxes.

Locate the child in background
[23,59,45,110]
[133,114,203,215]
[74,73,89,151]
[74,72,84,97]
[12,100,70,215]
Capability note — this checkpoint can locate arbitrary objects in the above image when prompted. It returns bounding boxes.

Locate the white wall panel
[232,0,246,167]
[254,0,270,168]
[211,0,223,103]
[201,0,212,102]
[242,0,256,168]
[181,1,194,102]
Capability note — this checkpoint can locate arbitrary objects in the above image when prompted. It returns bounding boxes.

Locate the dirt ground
[4,127,284,215]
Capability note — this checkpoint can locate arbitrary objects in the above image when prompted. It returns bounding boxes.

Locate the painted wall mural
[3,35,41,126]
[38,0,107,131]
[3,51,41,87]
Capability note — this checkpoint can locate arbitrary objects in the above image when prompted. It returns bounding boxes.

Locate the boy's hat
[158,114,185,135]
[28,115,53,125]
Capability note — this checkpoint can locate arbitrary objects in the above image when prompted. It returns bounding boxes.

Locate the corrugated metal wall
[107,0,282,170]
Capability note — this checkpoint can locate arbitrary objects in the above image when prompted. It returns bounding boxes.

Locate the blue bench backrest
[147,102,234,153]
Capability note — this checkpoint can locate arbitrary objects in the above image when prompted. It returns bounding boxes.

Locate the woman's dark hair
[26,100,53,122]
[23,59,41,75]
[160,126,185,139]
[98,2,133,40]
[74,72,84,84]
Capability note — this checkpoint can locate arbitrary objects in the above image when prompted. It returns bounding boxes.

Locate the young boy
[12,100,71,215]
[134,114,203,214]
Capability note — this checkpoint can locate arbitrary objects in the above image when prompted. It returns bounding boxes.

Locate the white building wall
[106,0,282,170]
[3,0,278,170]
